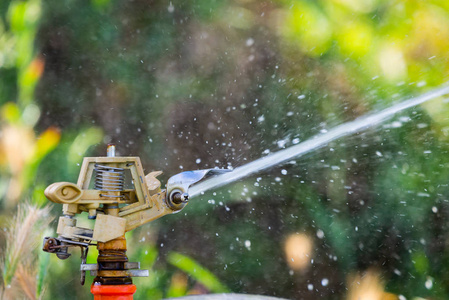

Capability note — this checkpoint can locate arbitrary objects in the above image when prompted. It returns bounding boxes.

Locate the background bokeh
[1,0,449,299]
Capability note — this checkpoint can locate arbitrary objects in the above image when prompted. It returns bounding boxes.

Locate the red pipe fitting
[91,284,137,300]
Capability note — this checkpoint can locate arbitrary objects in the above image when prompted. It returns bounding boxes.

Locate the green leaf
[167,252,229,293]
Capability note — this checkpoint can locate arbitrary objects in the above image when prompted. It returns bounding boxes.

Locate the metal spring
[94,164,125,198]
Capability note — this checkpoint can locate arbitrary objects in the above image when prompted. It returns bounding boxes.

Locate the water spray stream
[189,84,449,197]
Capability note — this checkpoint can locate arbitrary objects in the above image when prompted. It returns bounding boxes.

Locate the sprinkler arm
[124,168,230,232]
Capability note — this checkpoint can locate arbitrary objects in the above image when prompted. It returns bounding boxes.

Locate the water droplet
[321,278,329,286]
[246,38,254,47]
[417,192,430,197]
[277,140,287,148]
[244,240,251,250]
[425,278,433,289]
[167,2,174,13]
[391,121,402,128]
[417,123,428,128]
[417,80,427,87]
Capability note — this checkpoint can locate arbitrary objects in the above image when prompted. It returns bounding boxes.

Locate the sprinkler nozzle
[172,192,189,204]
[166,189,189,211]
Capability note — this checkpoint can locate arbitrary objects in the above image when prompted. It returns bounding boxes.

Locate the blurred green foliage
[167,252,230,294]
[1,0,449,299]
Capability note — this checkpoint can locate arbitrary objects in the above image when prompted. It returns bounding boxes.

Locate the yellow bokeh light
[284,233,313,271]
[347,269,398,300]
[379,45,407,81]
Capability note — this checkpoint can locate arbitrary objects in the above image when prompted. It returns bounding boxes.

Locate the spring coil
[94,164,125,198]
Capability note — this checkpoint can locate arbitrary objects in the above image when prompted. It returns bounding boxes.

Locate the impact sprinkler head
[42,145,230,288]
